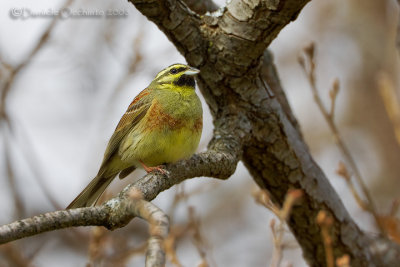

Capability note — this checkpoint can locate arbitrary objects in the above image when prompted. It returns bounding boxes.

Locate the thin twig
[0,0,75,122]
[87,226,109,266]
[377,72,400,147]
[390,198,400,217]
[253,189,281,217]
[254,189,303,267]
[108,30,144,100]
[107,241,147,266]
[376,198,400,244]
[316,211,334,267]
[336,162,368,211]
[0,243,36,267]
[10,120,62,210]
[86,190,149,266]
[336,254,351,267]
[164,185,186,267]
[188,206,210,267]
[3,128,26,219]
[165,183,213,266]
[299,43,384,233]
[0,0,74,222]
[165,225,186,267]
[329,79,339,121]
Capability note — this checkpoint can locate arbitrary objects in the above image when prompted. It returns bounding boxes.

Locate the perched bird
[67,64,202,209]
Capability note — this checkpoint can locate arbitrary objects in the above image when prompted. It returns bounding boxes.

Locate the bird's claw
[139,161,167,174]
[145,166,166,174]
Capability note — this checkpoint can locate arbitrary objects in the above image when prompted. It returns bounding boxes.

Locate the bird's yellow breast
[119,92,202,167]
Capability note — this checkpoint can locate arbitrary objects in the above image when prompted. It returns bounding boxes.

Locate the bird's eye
[170,68,178,74]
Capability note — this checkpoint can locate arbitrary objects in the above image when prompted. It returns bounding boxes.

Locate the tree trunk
[129,0,400,265]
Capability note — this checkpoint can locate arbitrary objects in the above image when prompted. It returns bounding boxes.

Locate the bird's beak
[184,67,200,76]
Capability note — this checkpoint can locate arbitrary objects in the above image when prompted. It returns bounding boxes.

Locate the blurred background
[0,0,399,266]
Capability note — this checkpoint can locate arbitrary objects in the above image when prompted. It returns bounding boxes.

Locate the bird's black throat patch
[174,74,195,88]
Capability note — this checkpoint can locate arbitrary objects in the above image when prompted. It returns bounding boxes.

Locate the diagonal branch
[0,144,239,244]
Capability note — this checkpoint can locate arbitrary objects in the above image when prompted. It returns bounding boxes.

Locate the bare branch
[127,189,169,267]
[316,211,334,267]
[299,43,384,233]
[255,189,303,267]
[3,129,25,218]
[0,147,238,244]
[377,72,400,148]
[336,162,369,211]
[0,206,105,244]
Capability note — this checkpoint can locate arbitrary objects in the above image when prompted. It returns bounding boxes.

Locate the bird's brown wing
[98,88,153,174]
[68,88,154,209]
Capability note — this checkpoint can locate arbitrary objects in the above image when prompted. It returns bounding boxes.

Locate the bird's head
[151,63,200,89]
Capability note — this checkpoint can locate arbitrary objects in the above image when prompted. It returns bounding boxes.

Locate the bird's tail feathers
[67,175,114,209]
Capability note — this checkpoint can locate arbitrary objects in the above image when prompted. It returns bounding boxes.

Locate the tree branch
[0,142,239,244]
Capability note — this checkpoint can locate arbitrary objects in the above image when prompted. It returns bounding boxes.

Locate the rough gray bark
[1,0,400,266]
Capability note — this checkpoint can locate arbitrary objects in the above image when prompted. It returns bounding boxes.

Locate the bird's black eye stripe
[170,67,186,74]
